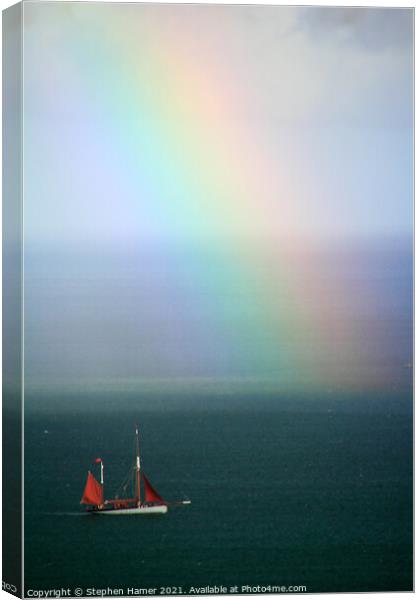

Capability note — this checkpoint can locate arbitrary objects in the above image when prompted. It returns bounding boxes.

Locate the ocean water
[24,392,412,594]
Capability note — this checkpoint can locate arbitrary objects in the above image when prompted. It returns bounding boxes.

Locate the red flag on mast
[80,471,103,505]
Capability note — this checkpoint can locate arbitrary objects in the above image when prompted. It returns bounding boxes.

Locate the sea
[24,390,413,595]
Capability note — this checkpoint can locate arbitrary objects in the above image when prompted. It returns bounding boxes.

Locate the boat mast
[95,457,104,497]
[135,426,141,506]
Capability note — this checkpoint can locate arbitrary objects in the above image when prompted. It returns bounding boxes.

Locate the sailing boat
[80,426,190,515]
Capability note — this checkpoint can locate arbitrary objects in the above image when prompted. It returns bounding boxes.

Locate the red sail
[80,471,103,505]
[143,473,164,504]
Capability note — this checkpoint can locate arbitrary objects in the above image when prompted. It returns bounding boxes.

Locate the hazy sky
[22,4,413,394]
[23,4,413,243]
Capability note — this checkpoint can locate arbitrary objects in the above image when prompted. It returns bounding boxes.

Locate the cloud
[298,7,413,52]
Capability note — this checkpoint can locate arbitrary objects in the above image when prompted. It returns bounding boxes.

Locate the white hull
[94,505,168,516]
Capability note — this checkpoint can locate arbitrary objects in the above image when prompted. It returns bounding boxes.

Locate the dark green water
[24,392,413,594]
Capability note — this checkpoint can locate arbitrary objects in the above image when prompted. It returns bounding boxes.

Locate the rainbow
[23,3,386,390]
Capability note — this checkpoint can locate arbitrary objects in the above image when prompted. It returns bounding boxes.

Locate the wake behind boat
[81,426,191,515]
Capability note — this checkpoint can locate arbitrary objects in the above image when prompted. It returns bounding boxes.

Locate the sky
[22,4,413,395]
